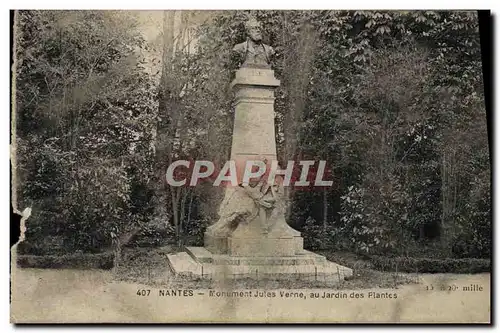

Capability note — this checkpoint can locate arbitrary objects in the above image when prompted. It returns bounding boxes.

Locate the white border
[1,0,499,9]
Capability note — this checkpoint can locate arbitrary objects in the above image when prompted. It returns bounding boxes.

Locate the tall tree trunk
[179,187,189,248]
[441,150,447,233]
[155,10,177,237]
[441,148,455,252]
[171,189,180,247]
[323,187,328,231]
[187,191,194,229]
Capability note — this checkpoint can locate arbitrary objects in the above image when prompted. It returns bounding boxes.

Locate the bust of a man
[233,17,274,69]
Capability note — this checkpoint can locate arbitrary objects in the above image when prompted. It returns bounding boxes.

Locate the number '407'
[137,289,151,296]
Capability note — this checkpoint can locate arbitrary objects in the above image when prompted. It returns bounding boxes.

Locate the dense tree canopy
[15,10,490,259]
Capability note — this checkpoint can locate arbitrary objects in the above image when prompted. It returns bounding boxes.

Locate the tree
[15,10,157,260]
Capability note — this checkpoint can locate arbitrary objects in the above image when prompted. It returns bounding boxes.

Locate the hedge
[369,255,491,274]
[16,252,114,270]
[15,251,491,274]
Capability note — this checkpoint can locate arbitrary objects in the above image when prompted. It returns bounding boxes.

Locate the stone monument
[167,17,352,282]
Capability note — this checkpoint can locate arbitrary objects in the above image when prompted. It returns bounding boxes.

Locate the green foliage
[16,10,157,253]
[261,10,490,258]
[451,180,491,258]
[303,217,330,251]
[183,217,210,246]
[127,224,173,248]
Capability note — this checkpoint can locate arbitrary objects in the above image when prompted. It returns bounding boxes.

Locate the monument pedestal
[167,246,352,283]
[166,67,353,283]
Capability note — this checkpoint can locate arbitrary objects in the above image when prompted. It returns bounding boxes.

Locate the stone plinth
[229,67,280,184]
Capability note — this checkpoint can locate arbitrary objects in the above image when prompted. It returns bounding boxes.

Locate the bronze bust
[233,17,274,69]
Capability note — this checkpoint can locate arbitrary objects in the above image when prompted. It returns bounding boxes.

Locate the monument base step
[167,247,353,283]
[166,252,202,278]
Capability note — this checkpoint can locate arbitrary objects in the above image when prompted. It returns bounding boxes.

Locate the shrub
[369,255,490,274]
[127,225,172,248]
[302,217,339,251]
[183,218,209,247]
[16,252,114,270]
